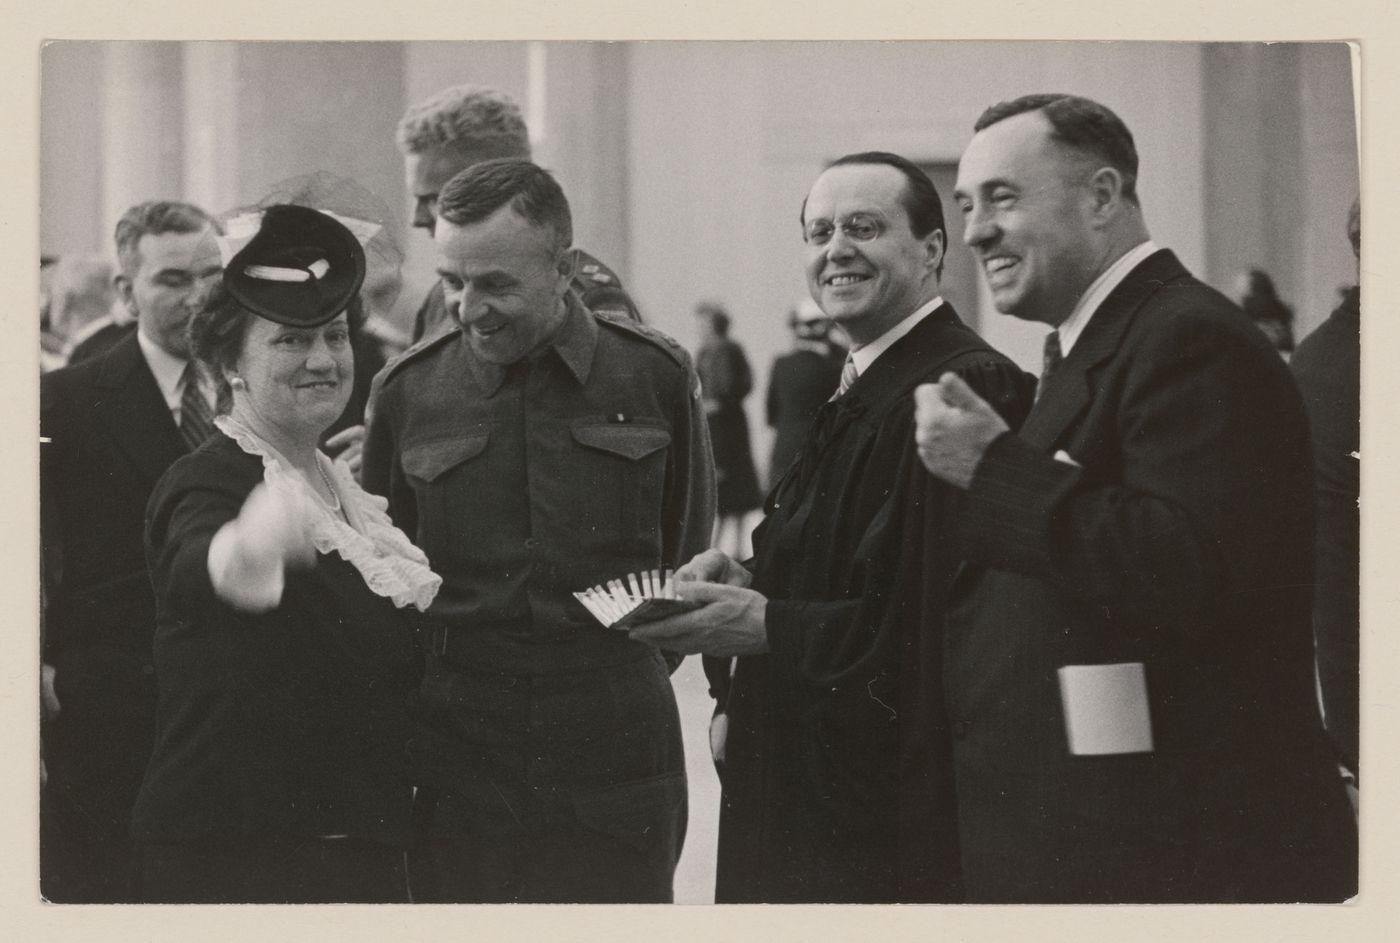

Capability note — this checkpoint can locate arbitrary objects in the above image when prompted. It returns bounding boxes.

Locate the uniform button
[952,720,970,738]
[523,538,540,550]
[142,664,155,676]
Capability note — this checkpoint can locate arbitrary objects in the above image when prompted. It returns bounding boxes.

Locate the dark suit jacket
[134,434,417,845]
[41,333,186,840]
[945,250,1356,902]
[67,320,137,365]
[1291,287,1360,775]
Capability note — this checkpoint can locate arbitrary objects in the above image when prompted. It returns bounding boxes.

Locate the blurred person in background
[41,200,222,901]
[67,298,137,364]
[1235,268,1296,360]
[694,301,762,557]
[45,254,122,365]
[764,297,845,489]
[1291,196,1361,800]
[134,204,439,902]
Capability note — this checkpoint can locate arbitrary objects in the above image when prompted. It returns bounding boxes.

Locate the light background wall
[41,40,1359,468]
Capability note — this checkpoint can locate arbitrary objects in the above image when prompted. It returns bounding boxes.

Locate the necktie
[179,361,215,450]
[1039,331,1064,399]
[830,354,859,401]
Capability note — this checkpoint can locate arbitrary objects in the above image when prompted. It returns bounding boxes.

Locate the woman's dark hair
[189,279,366,413]
[188,279,250,413]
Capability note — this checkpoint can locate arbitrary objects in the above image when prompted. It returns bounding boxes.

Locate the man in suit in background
[763,297,845,489]
[914,93,1356,902]
[1291,196,1362,794]
[41,200,222,901]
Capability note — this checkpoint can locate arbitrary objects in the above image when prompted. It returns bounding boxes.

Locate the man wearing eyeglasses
[631,152,1033,902]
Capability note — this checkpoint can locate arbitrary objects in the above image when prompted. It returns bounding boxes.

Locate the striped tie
[1037,331,1063,401]
[179,361,215,450]
[830,354,859,401]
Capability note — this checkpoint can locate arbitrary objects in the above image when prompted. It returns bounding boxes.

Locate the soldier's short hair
[396,84,531,160]
[438,159,572,254]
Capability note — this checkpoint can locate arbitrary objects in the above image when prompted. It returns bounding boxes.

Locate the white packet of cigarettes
[573,568,702,629]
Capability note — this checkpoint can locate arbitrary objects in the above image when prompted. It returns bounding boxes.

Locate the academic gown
[711,304,1033,902]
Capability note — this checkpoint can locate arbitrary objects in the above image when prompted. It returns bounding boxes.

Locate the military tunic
[363,295,715,902]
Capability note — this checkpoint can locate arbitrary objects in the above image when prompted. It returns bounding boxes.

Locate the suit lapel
[1018,250,1188,450]
[92,334,188,482]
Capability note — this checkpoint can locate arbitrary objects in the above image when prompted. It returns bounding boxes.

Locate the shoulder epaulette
[592,308,690,369]
[377,326,458,388]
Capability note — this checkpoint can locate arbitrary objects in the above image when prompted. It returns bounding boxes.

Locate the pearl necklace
[314,457,342,512]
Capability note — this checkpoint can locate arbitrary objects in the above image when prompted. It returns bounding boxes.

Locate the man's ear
[555,248,576,293]
[1086,166,1126,223]
[114,273,137,317]
[924,228,946,279]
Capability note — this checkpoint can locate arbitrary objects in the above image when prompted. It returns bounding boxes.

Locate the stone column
[100,42,186,243]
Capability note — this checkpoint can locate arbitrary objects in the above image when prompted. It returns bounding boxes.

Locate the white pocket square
[1053,450,1082,468]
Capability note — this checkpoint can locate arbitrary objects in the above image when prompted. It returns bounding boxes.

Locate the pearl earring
[230,377,246,391]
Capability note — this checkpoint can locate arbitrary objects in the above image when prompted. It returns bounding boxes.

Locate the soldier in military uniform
[362,159,715,903]
[397,84,641,343]
[329,86,642,477]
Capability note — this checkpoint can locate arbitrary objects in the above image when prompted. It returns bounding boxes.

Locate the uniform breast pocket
[401,431,490,560]
[566,420,671,556]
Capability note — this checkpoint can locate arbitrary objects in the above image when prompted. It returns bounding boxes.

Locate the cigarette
[600,585,626,623]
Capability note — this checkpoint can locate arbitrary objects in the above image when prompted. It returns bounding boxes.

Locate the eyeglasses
[803,213,885,246]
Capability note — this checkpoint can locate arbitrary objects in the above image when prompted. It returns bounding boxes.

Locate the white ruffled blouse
[214,414,441,612]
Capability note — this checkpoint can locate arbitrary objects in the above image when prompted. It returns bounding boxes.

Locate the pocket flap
[402,433,489,482]
[570,771,687,852]
[571,422,671,461]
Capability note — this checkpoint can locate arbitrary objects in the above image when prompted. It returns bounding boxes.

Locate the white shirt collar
[137,327,190,416]
[849,295,945,376]
[1056,241,1159,356]
[136,327,215,419]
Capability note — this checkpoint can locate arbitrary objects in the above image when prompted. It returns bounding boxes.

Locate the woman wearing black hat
[132,205,440,903]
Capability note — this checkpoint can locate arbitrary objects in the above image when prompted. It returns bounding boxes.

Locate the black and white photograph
[16,4,1393,938]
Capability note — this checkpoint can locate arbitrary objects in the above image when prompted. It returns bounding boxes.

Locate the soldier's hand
[325,424,366,481]
[710,711,729,770]
[914,373,1009,489]
[629,581,768,657]
[674,549,752,588]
